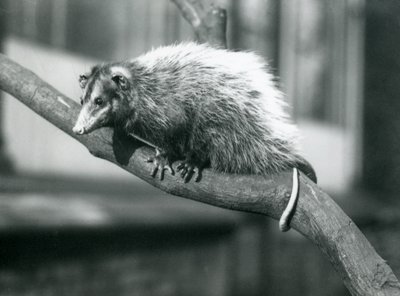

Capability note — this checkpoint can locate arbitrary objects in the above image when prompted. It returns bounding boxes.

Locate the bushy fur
[81,42,312,177]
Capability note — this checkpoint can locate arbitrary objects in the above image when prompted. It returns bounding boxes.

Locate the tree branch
[0,1,398,295]
[1,51,399,296]
[171,0,227,48]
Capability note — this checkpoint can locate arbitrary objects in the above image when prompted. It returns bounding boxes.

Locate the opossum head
[73,65,132,135]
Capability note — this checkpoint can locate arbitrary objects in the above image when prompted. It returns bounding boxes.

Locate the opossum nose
[72,125,85,135]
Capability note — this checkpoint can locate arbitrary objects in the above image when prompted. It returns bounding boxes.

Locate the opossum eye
[94,97,104,106]
[80,98,83,105]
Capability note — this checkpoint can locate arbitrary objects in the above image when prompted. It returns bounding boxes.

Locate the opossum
[72,42,317,231]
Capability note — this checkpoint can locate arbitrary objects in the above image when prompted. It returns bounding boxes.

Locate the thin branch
[171,0,202,28]
[171,0,227,48]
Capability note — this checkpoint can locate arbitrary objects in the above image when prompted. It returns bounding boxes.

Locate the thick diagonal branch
[0,53,399,296]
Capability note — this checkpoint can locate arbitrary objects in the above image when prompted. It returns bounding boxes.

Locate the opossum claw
[149,164,158,178]
[177,161,201,183]
[147,149,174,180]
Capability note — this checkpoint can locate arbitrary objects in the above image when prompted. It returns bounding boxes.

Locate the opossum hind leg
[146,148,175,180]
[177,156,208,183]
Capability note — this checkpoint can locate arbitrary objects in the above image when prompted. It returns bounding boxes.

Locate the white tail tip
[279,167,299,232]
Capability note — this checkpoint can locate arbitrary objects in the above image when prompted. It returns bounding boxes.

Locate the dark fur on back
[83,43,316,180]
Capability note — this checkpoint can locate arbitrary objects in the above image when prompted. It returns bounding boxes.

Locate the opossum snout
[72,125,85,135]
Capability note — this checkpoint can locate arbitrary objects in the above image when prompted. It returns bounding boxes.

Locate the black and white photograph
[0,0,398,295]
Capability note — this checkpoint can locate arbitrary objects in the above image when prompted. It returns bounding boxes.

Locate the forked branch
[171,0,227,48]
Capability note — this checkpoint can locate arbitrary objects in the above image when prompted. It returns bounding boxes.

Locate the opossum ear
[112,74,129,91]
[79,75,88,89]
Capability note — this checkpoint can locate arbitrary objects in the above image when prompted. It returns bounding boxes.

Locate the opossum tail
[279,167,300,232]
[279,158,317,232]
[295,156,317,183]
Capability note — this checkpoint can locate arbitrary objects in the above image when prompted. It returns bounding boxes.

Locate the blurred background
[0,0,399,295]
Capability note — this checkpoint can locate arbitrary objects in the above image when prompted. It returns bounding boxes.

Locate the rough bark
[0,48,399,296]
[0,1,399,295]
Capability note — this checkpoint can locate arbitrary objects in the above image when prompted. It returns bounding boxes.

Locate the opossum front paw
[146,149,174,180]
[177,161,202,183]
